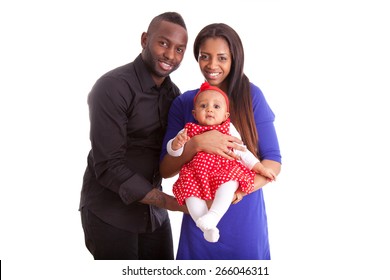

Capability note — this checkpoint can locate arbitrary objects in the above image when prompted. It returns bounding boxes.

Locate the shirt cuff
[118,174,154,205]
[166,138,183,157]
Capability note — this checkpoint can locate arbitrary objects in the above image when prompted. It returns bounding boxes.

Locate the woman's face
[197,37,232,90]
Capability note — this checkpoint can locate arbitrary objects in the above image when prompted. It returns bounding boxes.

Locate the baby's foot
[196,211,219,231]
[203,228,220,243]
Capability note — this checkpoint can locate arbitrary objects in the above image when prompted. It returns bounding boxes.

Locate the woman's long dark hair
[193,23,259,157]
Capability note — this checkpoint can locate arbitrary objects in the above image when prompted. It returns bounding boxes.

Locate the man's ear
[141,32,148,49]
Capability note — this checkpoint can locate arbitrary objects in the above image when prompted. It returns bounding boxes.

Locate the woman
[160,23,282,259]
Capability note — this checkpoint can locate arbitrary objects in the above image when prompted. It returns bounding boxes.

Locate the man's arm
[139,189,188,213]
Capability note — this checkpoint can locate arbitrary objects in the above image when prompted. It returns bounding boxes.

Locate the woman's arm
[232,84,282,203]
[160,129,245,178]
[254,159,281,189]
[232,159,281,204]
[160,139,197,178]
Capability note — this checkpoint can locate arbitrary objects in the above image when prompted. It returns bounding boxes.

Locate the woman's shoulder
[169,88,199,119]
[172,88,199,108]
[179,88,199,99]
[249,82,264,96]
[249,82,269,106]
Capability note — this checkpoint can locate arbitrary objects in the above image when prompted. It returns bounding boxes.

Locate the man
[79,12,188,260]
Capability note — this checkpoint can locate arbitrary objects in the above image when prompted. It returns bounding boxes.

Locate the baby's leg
[196,181,239,232]
[186,196,220,243]
[185,196,208,221]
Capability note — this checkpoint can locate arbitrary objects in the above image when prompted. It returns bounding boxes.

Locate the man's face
[141,21,188,86]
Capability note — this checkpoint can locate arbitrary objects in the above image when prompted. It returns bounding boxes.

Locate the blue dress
[161,83,282,259]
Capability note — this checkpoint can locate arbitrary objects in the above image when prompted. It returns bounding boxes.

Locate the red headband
[193,82,230,111]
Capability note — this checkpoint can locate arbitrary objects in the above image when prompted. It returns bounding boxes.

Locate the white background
[1,0,389,279]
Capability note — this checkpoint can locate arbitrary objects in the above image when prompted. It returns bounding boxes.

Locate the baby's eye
[214,105,220,109]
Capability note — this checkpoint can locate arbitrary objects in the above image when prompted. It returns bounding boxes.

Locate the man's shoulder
[102,61,135,80]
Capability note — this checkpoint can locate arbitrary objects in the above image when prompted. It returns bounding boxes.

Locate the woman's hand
[192,130,245,160]
[160,129,247,178]
[232,190,245,204]
[231,160,281,204]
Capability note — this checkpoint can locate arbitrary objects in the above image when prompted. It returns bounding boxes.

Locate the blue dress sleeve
[251,83,282,163]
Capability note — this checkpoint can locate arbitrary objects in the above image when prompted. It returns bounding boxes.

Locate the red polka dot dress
[173,119,255,205]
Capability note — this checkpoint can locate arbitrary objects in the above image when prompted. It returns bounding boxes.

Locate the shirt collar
[134,54,173,92]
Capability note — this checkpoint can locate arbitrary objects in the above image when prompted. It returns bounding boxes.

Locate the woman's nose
[206,58,218,69]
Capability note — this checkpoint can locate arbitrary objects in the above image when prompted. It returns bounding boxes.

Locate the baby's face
[192,90,230,126]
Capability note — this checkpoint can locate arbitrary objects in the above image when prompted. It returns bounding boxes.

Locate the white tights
[185,181,239,242]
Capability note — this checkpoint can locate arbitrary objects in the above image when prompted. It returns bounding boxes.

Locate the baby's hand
[252,163,277,182]
[172,129,190,151]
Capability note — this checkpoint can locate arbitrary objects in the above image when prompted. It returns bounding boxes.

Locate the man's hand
[140,189,188,214]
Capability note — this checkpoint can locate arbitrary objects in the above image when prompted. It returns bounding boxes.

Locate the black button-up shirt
[80,54,181,232]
